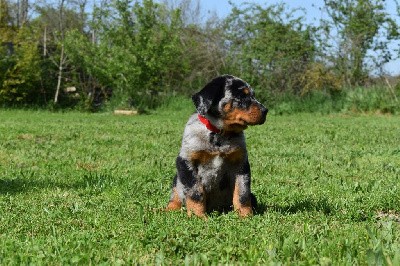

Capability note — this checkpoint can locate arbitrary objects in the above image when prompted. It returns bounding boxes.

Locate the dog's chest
[190,143,245,190]
[190,146,244,166]
[180,119,247,190]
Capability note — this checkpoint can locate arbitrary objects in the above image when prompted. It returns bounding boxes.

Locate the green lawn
[0,106,399,264]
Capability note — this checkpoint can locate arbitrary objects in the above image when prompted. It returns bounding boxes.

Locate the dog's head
[192,75,268,133]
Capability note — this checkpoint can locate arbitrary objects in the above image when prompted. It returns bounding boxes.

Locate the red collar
[197,114,222,134]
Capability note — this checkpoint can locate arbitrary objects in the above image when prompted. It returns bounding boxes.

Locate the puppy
[166,75,267,217]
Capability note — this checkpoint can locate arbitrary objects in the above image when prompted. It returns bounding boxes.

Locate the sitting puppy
[166,75,267,217]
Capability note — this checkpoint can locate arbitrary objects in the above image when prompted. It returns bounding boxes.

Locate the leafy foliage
[224,3,316,101]
[65,0,188,111]
[0,0,399,110]
[299,62,343,95]
[0,27,44,105]
[320,0,399,85]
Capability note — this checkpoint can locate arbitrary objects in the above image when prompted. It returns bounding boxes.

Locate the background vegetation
[0,0,399,112]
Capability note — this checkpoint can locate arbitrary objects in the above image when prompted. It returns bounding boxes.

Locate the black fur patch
[192,76,228,115]
[176,156,196,188]
[239,193,251,205]
[209,133,222,147]
[189,189,204,202]
[239,160,251,176]
[219,174,230,191]
[238,172,251,205]
[171,174,177,188]
[250,193,258,209]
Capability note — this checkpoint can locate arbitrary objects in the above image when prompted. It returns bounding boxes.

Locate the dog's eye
[242,93,253,101]
[236,98,251,109]
[231,99,240,107]
[242,87,255,98]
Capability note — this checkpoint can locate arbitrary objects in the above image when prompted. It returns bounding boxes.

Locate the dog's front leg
[175,156,207,218]
[233,161,253,217]
[186,184,206,218]
[166,175,182,211]
[233,176,253,217]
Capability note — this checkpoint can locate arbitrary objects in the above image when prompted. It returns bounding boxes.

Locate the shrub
[343,86,400,114]
[0,28,44,106]
[270,86,399,115]
[299,62,343,96]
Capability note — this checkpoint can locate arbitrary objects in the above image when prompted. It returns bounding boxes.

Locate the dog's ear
[192,76,228,115]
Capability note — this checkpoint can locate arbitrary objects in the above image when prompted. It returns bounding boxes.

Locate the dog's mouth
[237,122,249,129]
[224,121,248,133]
[246,116,267,126]
[238,118,247,125]
[239,105,267,126]
[239,114,267,126]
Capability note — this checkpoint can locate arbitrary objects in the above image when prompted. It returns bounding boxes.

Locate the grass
[0,104,399,264]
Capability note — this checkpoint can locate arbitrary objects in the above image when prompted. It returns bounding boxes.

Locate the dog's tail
[250,192,258,211]
[171,174,177,188]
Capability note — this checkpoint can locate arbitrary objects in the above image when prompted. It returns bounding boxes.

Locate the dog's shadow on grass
[254,197,333,216]
[1,172,117,195]
[0,178,85,195]
[208,198,333,217]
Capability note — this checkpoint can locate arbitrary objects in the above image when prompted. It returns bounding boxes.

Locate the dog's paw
[166,201,182,211]
[237,206,253,218]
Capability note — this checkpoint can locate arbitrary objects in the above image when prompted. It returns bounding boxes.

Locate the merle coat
[166,75,267,217]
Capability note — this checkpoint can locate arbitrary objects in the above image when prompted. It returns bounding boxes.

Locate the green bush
[65,0,188,112]
[224,2,316,101]
[343,86,400,114]
[0,28,44,106]
[269,86,399,115]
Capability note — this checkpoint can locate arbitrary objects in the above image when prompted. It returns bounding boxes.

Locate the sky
[199,0,400,76]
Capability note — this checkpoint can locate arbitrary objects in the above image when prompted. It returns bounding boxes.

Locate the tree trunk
[43,26,47,56]
[54,44,64,104]
[54,0,66,104]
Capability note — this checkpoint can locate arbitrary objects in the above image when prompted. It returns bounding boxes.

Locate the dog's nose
[258,106,268,124]
[262,107,268,118]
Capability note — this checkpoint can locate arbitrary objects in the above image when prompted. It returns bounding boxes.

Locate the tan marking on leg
[233,181,253,218]
[186,197,206,218]
[166,188,182,211]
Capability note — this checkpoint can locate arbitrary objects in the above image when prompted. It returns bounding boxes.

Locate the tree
[0,1,43,105]
[33,0,90,105]
[0,0,15,38]
[224,3,316,100]
[0,0,15,95]
[17,0,29,27]
[0,27,43,105]
[320,0,398,86]
[65,0,189,110]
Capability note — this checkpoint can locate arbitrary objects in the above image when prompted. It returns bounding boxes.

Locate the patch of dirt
[376,210,400,223]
